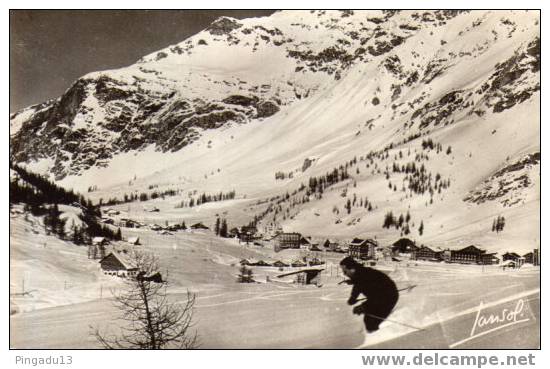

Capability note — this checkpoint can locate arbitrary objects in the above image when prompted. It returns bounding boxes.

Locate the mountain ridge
[9,10,540,253]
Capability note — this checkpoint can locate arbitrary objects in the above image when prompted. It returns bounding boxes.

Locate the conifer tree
[220,219,228,238]
[214,218,220,236]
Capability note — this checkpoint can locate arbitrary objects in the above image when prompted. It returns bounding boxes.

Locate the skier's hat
[340,256,360,268]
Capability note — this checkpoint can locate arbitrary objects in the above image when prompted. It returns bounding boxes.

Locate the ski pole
[364,313,426,331]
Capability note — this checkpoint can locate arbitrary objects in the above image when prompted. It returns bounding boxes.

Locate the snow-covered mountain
[10,10,540,253]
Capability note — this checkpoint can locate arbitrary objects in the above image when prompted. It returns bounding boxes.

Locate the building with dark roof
[503,252,522,263]
[392,238,418,255]
[348,238,377,260]
[442,245,496,265]
[273,232,301,250]
[99,251,139,278]
[414,246,439,261]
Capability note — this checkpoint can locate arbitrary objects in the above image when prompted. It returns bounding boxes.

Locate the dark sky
[9,10,276,112]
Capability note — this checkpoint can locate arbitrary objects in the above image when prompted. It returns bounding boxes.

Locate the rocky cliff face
[10,10,471,180]
[10,71,283,179]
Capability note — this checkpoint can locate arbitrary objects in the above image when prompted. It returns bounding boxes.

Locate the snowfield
[9,209,539,349]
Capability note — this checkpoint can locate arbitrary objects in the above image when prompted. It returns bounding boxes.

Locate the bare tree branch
[92,250,199,349]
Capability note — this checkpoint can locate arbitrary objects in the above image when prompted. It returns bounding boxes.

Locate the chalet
[525,249,540,265]
[443,245,494,264]
[239,225,257,243]
[481,253,500,265]
[127,237,141,246]
[239,232,254,243]
[149,224,163,231]
[273,232,302,250]
[229,227,240,238]
[272,260,289,268]
[300,236,312,250]
[191,222,209,230]
[323,239,340,252]
[310,244,322,252]
[160,230,173,235]
[348,238,377,260]
[254,260,272,267]
[99,251,139,278]
[308,258,325,266]
[277,268,324,286]
[119,218,142,228]
[502,252,522,263]
[291,259,307,267]
[241,225,257,235]
[502,252,524,266]
[136,271,163,283]
[414,246,439,261]
[501,260,517,269]
[453,246,482,263]
[263,222,282,237]
[299,236,321,251]
[392,238,419,256]
[166,223,185,232]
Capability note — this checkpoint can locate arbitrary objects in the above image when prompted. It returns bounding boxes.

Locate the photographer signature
[470,298,529,337]
[448,288,539,349]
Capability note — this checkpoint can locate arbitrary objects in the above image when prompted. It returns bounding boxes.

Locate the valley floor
[9,212,540,349]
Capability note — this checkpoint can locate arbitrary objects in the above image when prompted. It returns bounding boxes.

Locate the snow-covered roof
[350,238,376,246]
[272,260,289,265]
[100,252,138,270]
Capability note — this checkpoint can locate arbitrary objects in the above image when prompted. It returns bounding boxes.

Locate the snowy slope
[10,10,540,254]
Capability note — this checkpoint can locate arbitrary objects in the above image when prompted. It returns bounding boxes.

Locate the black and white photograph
[9,8,540,351]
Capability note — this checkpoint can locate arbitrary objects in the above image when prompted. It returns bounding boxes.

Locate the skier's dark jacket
[348,265,398,304]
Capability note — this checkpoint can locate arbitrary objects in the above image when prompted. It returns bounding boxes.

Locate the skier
[340,256,399,333]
